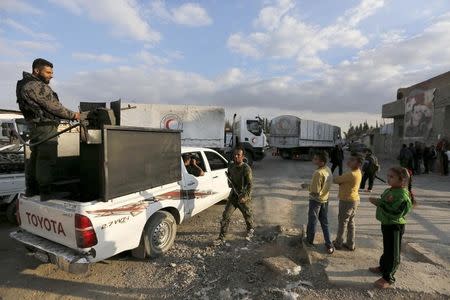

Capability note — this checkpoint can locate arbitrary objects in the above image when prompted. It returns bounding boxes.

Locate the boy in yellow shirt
[333,152,363,251]
[305,151,334,254]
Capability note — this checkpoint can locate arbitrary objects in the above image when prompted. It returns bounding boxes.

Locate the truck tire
[6,198,17,225]
[281,150,291,160]
[143,211,177,258]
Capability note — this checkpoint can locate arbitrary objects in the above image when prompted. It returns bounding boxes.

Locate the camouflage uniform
[219,162,254,238]
[16,72,76,195]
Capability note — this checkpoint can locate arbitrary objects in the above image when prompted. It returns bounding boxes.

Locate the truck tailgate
[18,197,77,249]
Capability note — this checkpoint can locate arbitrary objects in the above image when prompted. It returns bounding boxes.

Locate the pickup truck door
[203,150,229,202]
[181,152,214,216]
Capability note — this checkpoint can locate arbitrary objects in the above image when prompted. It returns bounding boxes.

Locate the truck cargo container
[270,115,341,159]
[120,103,268,164]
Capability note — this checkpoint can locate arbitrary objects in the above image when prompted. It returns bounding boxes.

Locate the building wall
[382,71,450,156]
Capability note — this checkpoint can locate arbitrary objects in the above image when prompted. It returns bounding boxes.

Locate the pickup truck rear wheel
[144,211,177,258]
[6,198,17,225]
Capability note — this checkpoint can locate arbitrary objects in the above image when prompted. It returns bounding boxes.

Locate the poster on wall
[404,88,435,139]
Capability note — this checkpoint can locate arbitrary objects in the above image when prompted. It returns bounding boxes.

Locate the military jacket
[227,162,252,200]
[16,72,75,124]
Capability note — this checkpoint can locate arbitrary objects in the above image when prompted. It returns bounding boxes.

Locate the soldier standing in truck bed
[16,58,80,197]
[215,145,254,244]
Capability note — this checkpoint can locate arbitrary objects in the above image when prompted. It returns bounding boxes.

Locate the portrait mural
[404,88,435,139]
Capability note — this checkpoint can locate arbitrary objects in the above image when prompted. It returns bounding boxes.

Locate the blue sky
[1,0,450,129]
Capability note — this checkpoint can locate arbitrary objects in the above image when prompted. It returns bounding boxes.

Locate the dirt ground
[0,153,449,299]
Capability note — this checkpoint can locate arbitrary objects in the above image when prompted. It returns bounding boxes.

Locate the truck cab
[231,116,268,164]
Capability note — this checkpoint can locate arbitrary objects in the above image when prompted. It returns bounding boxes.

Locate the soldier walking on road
[16,58,80,197]
[215,146,254,244]
[360,149,379,193]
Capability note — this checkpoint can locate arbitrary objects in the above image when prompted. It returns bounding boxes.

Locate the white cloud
[0,0,43,14]
[149,1,212,27]
[49,0,161,42]
[135,50,169,65]
[227,33,264,58]
[0,61,30,109]
[380,29,406,44]
[72,52,123,63]
[49,13,450,118]
[227,0,385,72]
[2,18,55,40]
[253,0,295,31]
[341,0,385,27]
[171,3,212,26]
[3,9,450,133]
[166,50,184,60]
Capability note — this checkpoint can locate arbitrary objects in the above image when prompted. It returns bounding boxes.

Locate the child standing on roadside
[332,152,363,251]
[305,151,334,254]
[368,167,414,288]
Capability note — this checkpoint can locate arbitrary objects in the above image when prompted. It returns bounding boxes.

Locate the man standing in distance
[16,58,80,197]
[330,144,344,175]
[215,146,254,244]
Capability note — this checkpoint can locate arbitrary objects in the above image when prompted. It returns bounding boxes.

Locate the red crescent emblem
[165,119,173,129]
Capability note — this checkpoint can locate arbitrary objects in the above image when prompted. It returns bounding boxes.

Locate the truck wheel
[143,211,177,258]
[281,150,291,160]
[6,198,17,225]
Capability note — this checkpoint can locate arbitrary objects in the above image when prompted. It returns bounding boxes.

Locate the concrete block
[263,256,301,276]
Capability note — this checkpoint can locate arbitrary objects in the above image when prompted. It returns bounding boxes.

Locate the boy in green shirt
[369,167,413,288]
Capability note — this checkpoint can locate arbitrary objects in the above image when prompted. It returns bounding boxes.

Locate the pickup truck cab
[11,147,230,273]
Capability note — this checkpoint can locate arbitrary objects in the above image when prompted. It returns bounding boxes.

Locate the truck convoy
[119,103,268,164]
[270,115,341,159]
[10,102,232,273]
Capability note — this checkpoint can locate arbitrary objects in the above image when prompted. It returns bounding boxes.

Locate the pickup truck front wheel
[143,211,177,258]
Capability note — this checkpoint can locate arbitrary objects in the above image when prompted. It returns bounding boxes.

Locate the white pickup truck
[11,146,230,273]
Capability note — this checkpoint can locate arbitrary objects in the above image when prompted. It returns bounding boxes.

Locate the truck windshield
[246,120,262,136]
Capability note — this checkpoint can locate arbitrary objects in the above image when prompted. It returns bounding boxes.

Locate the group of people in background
[307,147,413,289]
[398,140,450,176]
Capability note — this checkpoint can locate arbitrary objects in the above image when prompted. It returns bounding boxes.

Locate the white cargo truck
[120,103,268,164]
[270,115,341,159]
[10,107,231,273]
[120,103,225,149]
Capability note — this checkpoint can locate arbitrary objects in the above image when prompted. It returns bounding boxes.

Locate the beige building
[382,71,450,154]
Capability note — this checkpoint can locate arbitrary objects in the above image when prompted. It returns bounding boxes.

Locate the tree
[363,121,369,131]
